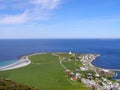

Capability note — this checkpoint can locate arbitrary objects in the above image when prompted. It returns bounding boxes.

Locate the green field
[58,53,83,71]
[0,53,91,90]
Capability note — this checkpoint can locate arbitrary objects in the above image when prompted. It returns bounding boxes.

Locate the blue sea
[0,39,120,79]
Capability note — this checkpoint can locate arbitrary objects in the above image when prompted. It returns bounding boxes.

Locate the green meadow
[0,53,91,90]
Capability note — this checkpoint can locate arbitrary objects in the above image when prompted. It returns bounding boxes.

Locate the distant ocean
[0,39,120,79]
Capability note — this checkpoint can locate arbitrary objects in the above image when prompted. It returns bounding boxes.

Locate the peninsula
[0,52,119,90]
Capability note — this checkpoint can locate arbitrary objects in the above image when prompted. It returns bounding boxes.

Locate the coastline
[0,53,119,90]
[89,54,117,78]
[0,52,117,79]
[0,53,46,71]
[0,56,31,71]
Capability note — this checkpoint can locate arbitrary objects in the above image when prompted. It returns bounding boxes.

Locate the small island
[0,52,120,90]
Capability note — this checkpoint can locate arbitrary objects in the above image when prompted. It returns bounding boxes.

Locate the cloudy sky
[0,0,120,39]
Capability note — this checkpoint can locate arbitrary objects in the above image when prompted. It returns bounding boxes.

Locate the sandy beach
[0,53,45,71]
[0,56,31,71]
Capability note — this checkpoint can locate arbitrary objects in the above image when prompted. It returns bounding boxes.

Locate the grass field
[0,53,91,90]
[58,53,83,71]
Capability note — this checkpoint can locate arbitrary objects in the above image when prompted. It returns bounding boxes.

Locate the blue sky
[0,0,120,39]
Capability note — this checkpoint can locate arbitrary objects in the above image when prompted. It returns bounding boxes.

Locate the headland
[0,52,119,90]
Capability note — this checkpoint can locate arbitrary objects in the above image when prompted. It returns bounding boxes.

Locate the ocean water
[0,39,120,78]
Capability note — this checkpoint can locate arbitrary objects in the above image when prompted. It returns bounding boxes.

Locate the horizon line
[0,38,120,40]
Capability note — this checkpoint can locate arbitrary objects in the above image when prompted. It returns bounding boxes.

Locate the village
[54,52,120,90]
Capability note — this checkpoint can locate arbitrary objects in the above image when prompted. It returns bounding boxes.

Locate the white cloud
[30,0,60,9]
[0,11,28,24]
[0,0,61,24]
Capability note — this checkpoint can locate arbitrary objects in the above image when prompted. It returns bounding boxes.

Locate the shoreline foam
[0,53,45,71]
[0,56,31,71]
